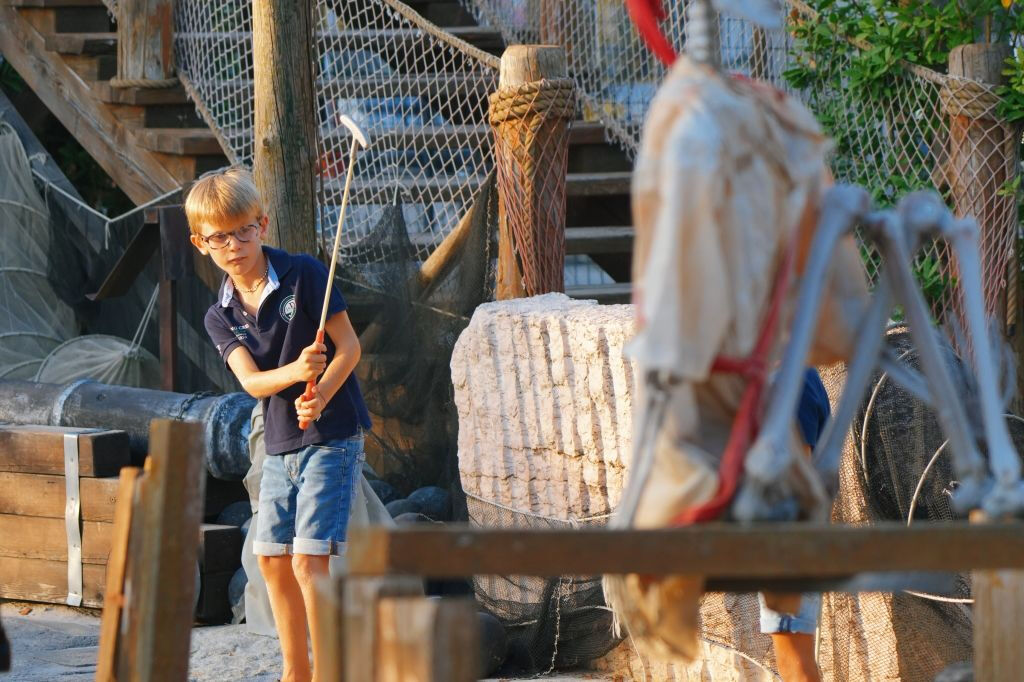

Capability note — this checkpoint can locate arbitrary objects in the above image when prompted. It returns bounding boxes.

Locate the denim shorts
[253,434,365,556]
[758,592,820,635]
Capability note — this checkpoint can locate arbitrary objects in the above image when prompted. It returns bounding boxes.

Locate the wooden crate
[0,424,243,619]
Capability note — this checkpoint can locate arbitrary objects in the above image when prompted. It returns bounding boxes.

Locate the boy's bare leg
[772,633,821,682]
[292,554,331,682]
[260,555,312,682]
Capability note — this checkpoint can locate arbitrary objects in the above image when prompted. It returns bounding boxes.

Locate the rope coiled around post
[488,78,576,125]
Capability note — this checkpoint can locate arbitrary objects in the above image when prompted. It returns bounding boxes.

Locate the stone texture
[452,293,635,521]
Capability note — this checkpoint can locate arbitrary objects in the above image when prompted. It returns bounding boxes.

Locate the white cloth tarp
[606,56,868,662]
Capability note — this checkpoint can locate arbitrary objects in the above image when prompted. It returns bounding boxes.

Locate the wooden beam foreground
[347,522,1024,578]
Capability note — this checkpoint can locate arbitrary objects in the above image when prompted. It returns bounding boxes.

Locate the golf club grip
[298,329,326,430]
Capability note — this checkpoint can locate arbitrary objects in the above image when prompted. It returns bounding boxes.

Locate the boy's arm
[294,310,360,421]
[226,342,326,399]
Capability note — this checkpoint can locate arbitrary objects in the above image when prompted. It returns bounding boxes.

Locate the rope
[129,285,160,352]
[30,167,182,250]
[939,77,1003,120]
[380,0,500,70]
[463,489,613,526]
[108,76,180,89]
[488,79,576,125]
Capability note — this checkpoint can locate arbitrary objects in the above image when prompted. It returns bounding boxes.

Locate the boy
[187,168,372,682]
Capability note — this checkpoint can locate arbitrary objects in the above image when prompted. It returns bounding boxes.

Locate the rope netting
[461,0,1021,325]
[174,0,499,267]
[489,76,575,295]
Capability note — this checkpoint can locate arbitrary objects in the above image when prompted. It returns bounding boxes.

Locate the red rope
[668,238,798,525]
[626,0,678,66]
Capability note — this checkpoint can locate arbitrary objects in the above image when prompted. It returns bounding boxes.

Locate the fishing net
[0,124,78,379]
[174,0,499,267]
[460,0,1020,325]
[467,493,620,674]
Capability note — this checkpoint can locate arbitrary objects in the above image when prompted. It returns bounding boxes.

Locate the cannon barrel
[0,379,255,480]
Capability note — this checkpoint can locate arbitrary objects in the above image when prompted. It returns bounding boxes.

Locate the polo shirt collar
[219,247,287,308]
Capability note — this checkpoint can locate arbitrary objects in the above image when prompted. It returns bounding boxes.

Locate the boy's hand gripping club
[299,115,368,430]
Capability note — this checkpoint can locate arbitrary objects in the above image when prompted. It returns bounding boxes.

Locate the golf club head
[339,114,369,149]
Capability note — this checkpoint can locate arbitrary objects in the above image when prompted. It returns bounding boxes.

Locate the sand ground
[0,601,611,681]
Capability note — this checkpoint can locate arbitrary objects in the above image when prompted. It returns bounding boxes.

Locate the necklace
[233,261,269,294]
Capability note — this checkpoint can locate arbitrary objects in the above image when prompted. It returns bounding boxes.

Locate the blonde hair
[184,167,264,234]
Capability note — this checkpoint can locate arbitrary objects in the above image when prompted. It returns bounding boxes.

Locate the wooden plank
[0,5,181,203]
[43,32,115,55]
[96,467,140,682]
[347,522,1024,578]
[117,420,204,681]
[343,576,425,681]
[566,282,632,304]
[0,556,105,607]
[0,472,120,522]
[314,575,347,682]
[0,513,113,564]
[0,426,130,477]
[377,597,478,682]
[566,171,632,196]
[8,0,104,6]
[91,80,189,105]
[974,568,1024,680]
[566,226,635,254]
[116,0,175,83]
[133,127,224,155]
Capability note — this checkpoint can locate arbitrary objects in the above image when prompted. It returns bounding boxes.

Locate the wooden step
[330,170,630,203]
[92,80,190,105]
[44,31,114,55]
[566,282,632,305]
[133,128,224,156]
[7,0,104,6]
[565,226,634,254]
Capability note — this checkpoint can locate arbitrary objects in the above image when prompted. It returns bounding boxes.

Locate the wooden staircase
[0,0,634,304]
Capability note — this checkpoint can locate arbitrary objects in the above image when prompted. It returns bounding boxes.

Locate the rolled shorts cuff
[253,540,291,556]
[293,537,347,556]
[759,593,820,635]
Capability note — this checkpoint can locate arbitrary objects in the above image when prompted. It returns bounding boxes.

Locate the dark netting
[816,325,1024,681]
[466,494,622,674]
[334,178,496,496]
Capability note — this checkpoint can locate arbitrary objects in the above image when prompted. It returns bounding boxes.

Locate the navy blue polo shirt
[204,246,372,455]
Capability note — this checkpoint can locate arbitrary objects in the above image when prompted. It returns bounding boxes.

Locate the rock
[393,512,434,525]
[228,566,247,615]
[385,498,422,518]
[216,501,253,527]
[369,479,399,505]
[18,607,31,616]
[407,486,450,521]
[477,610,508,678]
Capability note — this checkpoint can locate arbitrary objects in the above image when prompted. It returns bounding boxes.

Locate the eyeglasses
[201,222,259,249]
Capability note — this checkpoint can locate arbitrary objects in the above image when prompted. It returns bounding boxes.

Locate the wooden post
[376,597,480,682]
[490,45,573,299]
[971,510,1024,680]
[342,576,423,681]
[96,467,141,682]
[112,0,176,87]
[116,419,205,681]
[946,44,1018,320]
[252,0,319,255]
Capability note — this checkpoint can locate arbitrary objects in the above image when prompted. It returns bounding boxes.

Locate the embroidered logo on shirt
[279,295,297,323]
[230,323,251,341]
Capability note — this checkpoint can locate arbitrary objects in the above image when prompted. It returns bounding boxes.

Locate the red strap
[668,238,798,525]
[626,0,678,66]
